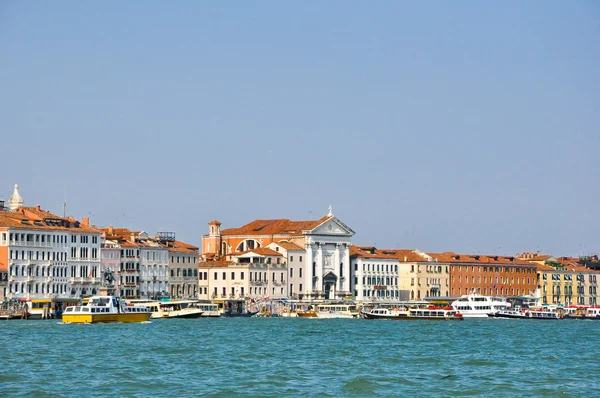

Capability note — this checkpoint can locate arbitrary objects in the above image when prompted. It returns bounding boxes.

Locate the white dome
[9,184,23,210]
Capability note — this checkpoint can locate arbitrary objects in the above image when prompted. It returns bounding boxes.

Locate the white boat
[194,302,221,317]
[363,306,463,320]
[297,303,360,319]
[489,308,563,320]
[130,300,204,319]
[451,294,511,318]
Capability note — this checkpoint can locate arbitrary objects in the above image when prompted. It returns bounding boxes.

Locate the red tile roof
[236,247,283,257]
[0,209,99,233]
[275,241,304,251]
[198,259,231,268]
[219,216,331,237]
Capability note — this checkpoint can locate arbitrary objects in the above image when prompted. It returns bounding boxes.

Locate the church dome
[9,184,23,210]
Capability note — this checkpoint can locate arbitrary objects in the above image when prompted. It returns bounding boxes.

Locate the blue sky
[1,2,598,256]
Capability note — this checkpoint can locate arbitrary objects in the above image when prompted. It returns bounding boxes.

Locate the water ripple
[1,318,599,396]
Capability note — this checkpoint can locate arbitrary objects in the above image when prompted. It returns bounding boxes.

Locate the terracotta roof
[219,215,331,237]
[380,249,430,262]
[275,241,304,251]
[350,245,398,260]
[528,255,553,261]
[162,240,199,253]
[198,259,231,268]
[536,261,600,274]
[0,210,99,233]
[424,252,533,266]
[236,247,283,257]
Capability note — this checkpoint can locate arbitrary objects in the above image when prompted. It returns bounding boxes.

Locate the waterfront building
[350,247,450,303]
[139,235,169,299]
[201,207,355,300]
[198,247,287,300]
[433,252,538,297]
[101,228,142,299]
[156,233,199,299]
[398,250,450,300]
[267,241,301,299]
[350,246,402,303]
[0,185,102,300]
[99,235,121,296]
[520,252,600,305]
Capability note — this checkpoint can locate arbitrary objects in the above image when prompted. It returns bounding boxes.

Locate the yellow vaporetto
[62,296,151,324]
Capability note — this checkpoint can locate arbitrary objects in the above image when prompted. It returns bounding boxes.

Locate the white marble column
[342,244,350,295]
[305,244,313,297]
[317,243,323,297]
[334,243,341,296]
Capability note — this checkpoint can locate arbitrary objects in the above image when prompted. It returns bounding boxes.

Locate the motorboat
[363,306,463,321]
[297,303,360,319]
[62,296,151,323]
[130,300,204,319]
[489,308,563,320]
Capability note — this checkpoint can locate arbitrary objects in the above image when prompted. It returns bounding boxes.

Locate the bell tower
[204,220,222,255]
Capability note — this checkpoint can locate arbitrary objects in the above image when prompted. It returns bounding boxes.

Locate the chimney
[35,205,41,212]
[130,233,136,243]
[81,217,89,228]
[108,225,114,235]
[536,251,540,256]
[0,199,4,211]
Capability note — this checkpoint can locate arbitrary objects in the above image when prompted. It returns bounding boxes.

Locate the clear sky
[1,2,598,256]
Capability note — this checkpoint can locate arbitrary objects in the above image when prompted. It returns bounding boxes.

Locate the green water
[1,318,598,397]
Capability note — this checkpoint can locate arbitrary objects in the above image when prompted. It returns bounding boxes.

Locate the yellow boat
[62,296,151,324]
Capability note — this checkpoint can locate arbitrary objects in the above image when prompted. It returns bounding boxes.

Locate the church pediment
[309,217,355,236]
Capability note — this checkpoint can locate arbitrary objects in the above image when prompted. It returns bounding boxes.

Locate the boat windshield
[89,298,111,307]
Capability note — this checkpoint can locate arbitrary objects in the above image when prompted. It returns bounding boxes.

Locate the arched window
[170,269,174,277]
[183,269,187,277]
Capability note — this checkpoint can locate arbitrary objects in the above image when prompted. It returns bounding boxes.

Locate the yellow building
[522,253,599,305]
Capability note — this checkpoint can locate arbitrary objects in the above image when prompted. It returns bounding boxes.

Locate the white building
[198,247,287,300]
[201,207,355,300]
[0,185,102,300]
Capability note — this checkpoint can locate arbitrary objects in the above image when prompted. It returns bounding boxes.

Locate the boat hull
[62,312,151,324]
[363,313,463,321]
[162,310,204,319]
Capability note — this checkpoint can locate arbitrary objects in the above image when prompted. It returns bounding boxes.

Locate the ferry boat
[489,309,563,320]
[221,299,258,317]
[62,296,152,324]
[583,306,600,320]
[297,303,360,319]
[194,302,221,317]
[130,300,204,319]
[451,294,511,318]
[363,306,463,321]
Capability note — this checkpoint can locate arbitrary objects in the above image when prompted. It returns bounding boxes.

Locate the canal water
[1,318,598,397]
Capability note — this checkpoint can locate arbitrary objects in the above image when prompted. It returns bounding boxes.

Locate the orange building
[431,253,538,297]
